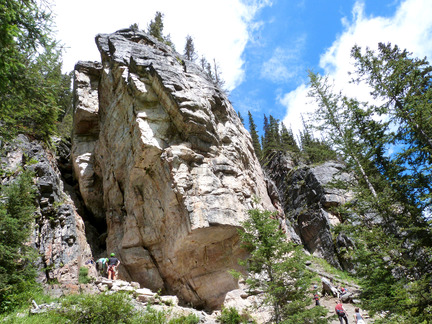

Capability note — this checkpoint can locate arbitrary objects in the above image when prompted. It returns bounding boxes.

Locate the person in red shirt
[335,300,349,324]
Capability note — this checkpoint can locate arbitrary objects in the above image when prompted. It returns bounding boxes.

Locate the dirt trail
[318,295,372,323]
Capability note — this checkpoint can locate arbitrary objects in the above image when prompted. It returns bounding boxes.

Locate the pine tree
[0,170,37,313]
[280,122,299,153]
[129,23,139,32]
[147,12,175,50]
[308,44,432,322]
[237,207,328,323]
[0,0,70,142]
[212,58,226,90]
[248,111,262,159]
[237,111,244,125]
[298,115,337,164]
[147,11,164,41]
[184,35,197,62]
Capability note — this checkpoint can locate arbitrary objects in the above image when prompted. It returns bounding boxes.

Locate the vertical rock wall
[0,135,94,283]
[264,151,354,268]
[72,29,275,309]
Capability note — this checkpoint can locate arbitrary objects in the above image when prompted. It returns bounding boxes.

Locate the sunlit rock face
[71,29,274,309]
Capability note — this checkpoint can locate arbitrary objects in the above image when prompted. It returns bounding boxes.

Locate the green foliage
[168,313,200,324]
[0,1,72,142]
[183,35,197,62]
[147,11,175,50]
[308,43,432,323]
[78,267,92,284]
[238,206,329,323]
[217,306,254,324]
[57,292,137,324]
[248,111,262,159]
[0,170,38,313]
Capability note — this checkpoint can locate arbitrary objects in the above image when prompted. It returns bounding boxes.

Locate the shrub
[58,292,136,324]
[168,313,200,324]
[78,267,91,284]
[217,306,252,324]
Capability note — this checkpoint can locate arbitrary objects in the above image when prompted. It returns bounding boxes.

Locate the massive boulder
[0,135,94,283]
[71,29,274,309]
[264,151,353,268]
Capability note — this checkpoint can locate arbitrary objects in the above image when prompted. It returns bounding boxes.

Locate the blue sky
[53,0,432,138]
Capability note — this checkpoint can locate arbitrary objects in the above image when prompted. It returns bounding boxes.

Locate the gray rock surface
[0,135,94,283]
[264,151,353,268]
[71,29,275,310]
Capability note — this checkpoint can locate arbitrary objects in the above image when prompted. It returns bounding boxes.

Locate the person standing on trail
[335,300,349,324]
[107,253,120,280]
[96,257,108,276]
[353,307,366,324]
[313,285,320,306]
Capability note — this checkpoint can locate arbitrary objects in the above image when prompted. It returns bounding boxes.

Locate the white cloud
[281,0,432,136]
[261,36,306,83]
[52,0,272,90]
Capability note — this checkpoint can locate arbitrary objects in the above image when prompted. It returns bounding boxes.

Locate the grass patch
[310,256,359,285]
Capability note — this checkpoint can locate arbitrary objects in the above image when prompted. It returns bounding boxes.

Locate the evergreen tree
[212,58,226,90]
[351,43,432,211]
[298,115,337,164]
[308,44,432,322]
[184,35,197,62]
[237,111,244,125]
[248,111,262,159]
[280,122,299,153]
[147,11,164,41]
[237,207,328,323]
[129,23,139,32]
[0,0,68,142]
[0,170,37,313]
[147,11,175,49]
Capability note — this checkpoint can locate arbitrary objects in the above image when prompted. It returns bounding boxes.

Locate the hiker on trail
[313,285,320,306]
[335,300,349,324]
[96,257,108,276]
[353,307,366,324]
[107,253,120,280]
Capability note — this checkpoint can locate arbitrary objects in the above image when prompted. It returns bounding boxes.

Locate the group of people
[335,300,366,324]
[96,253,120,280]
[312,284,366,323]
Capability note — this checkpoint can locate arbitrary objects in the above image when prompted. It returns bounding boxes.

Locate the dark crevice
[56,139,107,258]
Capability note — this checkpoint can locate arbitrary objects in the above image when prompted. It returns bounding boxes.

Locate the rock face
[264,151,353,268]
[0,135,94,283]
[71,29,274,309]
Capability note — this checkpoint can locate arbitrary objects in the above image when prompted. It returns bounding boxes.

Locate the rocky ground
[319,295,372,324]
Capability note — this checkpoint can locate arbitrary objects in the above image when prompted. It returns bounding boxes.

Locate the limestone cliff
[72,29,274,309]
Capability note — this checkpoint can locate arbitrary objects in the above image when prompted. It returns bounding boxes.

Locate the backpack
[336,309,345,316]
[314,294,319,300]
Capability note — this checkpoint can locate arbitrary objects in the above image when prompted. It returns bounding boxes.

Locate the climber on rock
[107,253,120,280]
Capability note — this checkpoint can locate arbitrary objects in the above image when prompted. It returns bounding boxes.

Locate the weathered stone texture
[0,135,94,283]
[72,29,274,309]
[264,151,353,268]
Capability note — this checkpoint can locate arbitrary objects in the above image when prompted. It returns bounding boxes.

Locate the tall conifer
[248,111,262,159]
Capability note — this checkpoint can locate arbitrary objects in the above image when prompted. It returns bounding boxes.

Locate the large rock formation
[71,29,274,309]
[0,135,94,283]
[264,151,353,268]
